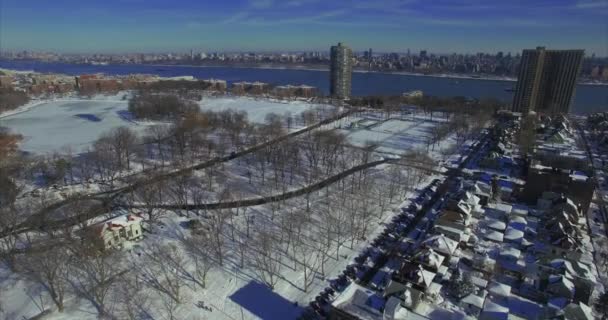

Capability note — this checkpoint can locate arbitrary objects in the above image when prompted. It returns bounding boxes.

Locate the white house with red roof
[87,214,144,249]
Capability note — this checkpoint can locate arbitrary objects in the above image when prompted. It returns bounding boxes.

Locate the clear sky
[1,0,607,56]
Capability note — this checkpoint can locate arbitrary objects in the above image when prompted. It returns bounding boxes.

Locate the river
[1,60,606,114]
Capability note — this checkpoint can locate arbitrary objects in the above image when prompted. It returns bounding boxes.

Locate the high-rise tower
[512,47,584,114]
[330,43,353,99]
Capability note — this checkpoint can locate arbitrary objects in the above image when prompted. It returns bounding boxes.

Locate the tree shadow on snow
[229,281,303,320]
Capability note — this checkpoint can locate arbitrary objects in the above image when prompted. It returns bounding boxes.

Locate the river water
[1,60,606,114]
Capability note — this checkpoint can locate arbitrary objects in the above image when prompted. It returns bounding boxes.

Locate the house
[86,214,144,250]
[485,218,507,232]
[472,252,496,274]
[201,79,227,91]
[546,275,575,300]
[460,290,487,317]
[330,283,385,320]
[411,248,445,271]
[388,260,438,293]
[503,226,524,245]
[487,281,511,298]
[421,234,459,257]
[551,197,581,218]
[563,302,595,320]
[435,209,471,233]
[484,229,504,243]
[274,84,317,98]
[466,181,492,206]
[383,296,414,320]
[522,166,594,213]
[480,297,509,320]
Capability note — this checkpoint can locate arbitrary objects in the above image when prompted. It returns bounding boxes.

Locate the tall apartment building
[512,47,584,114]
[330,43,353,99]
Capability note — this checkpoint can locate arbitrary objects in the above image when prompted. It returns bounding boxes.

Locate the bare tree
[134,180,166,222]
[20,244,70,312]
[114,273,154,320]
[180,233,214,289]
[110,126,139,171]
[145,125,171,167]
[293,233,322,292]
[206,201,230,266]
[139,244,187,304]
[0,200,26,270]
[251,230,282,290]
[68,244,124,317]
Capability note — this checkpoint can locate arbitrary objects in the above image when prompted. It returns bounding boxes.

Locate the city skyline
[1,0,607,56]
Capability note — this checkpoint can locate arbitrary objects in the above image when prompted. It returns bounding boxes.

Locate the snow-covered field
[199,96,327,124]
[0,99,146,154]
[0,99,477,320]
[0,95,329,154]
[338,113,456,156]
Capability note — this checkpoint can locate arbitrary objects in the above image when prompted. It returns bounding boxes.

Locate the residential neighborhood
[318,113,603,320]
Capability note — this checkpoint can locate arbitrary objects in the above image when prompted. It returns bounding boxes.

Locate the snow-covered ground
[0,103,474,319]
[338,113,457,157]
[199,96,329,124]
[0,95,330,154]
[0,99,147,154]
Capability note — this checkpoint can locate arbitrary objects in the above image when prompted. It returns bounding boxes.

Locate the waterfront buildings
[2,49,606,83]
[330,43,353,99]
[512,47,584,114]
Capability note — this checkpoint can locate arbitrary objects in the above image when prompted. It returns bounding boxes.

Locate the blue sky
[1,0,607,55]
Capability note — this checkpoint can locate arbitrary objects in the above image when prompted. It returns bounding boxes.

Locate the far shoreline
[133,63,608,86]
[2,60,606,86]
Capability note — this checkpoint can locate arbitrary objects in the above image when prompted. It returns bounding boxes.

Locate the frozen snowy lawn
[0,99,150,154]
[0,96,333,154]
[340,117,447,155]
[199,96,330,124]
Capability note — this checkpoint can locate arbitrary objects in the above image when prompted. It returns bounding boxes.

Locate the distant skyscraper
[368,48,373,71]
[512,47,584,114]
[330,42,353,99]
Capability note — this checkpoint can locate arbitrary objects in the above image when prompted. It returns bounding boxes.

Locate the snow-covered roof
[485,218,507,231]
[471,276,489,289]
[549,259,577,275]
[481,298,509,320]
[494,203,513,215]
[422,234,459,256]
[548,297,569,310]
[507,294,543,319]
[504,227,524,242]
[331,283,384,320]
[548,275,576,296]
[473,181,492,195]
[88,213,143,236]
[509,216,527,225]
[383,296,411,320]
[417,248,444,270]
[438,210,469,225]
[510,207,529,217]
[552,198,580,217]
[487,281,511,297]
[433,225,471,242]
[418,269,437,288]
[484,230,504,242]
[462,192,480,206]
[456,201,473,216]
[462,291,487,309]
[564,302,594,320]
[499,246,521,260]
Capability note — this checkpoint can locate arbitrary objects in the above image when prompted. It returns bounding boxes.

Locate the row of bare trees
[0,88,30,114]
